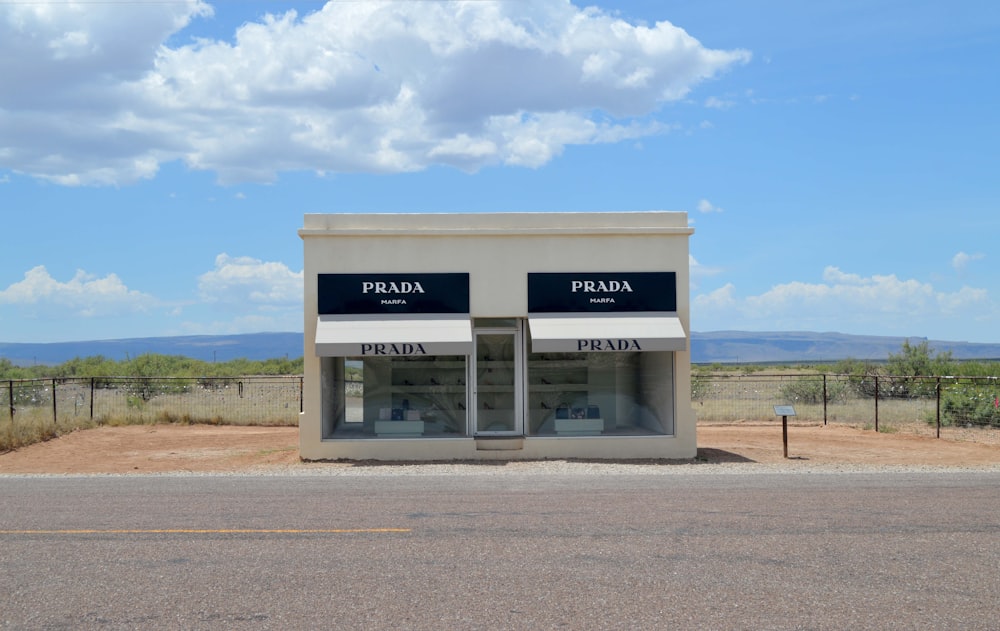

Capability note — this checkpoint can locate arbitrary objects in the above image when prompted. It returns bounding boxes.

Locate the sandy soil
[1,422,999,474]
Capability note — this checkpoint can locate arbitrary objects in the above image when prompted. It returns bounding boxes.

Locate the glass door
[472,327,523,435]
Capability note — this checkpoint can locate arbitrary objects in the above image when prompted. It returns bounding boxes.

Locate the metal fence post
[299,376,304,413]
[90,377,95,420]
[936,377,941,439]
[52,378,58,425]
[823,374,828,425]
[7,380,13,422]
[874,374,879,432]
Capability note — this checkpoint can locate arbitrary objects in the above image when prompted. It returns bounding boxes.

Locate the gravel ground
[2,422,999,475]
[9,460,1000,478]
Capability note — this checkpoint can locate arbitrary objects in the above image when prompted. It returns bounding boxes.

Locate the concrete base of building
[298,433,698,462]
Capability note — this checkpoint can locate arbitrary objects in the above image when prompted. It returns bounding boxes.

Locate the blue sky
[1,0,998,345]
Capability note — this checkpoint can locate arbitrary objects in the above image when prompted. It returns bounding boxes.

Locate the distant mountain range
[0,333,304,366]
[2,331,1000,366]
[691,331,1000,364]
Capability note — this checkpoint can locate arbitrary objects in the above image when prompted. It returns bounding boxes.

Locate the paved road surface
[2,470,998,630]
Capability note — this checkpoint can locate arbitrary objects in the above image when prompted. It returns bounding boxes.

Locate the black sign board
[319,273,469,315]
[528,272,676,313]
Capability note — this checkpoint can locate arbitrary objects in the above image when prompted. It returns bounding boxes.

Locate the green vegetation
[861,422,899,434]
[693,342,1000,429]
[690,342,999,377]
[844,342,1000,428]
[0,353,304,380]
[887,340,953,376]
[3,343,997,454]
[0,354,306,452]
[778,376,848,405]
[939,381,1000,427]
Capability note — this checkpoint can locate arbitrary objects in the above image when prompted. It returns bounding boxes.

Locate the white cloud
[182,254,304,336]
[697,198,723,213]
[745,269,931,316]
[197,254,303,307]
[743,266,985,317]
[0,257,305,336]
[0,265,156,316]
[0,1,749,185]
[695,283,737,310]
[704,96,735,109]
[0,1,212,185]
[689,254,723,290]
[936,285,989,314]
[952,251,984,272]
[693,266,992,334]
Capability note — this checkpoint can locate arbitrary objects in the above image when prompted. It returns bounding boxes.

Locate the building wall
[299,212,696,461]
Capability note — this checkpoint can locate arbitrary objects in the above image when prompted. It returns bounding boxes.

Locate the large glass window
[319,320,676,439]
[323,355,467,438]
[526,347,674,437]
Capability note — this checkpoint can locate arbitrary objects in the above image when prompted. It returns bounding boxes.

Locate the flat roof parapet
[300,211,693,238]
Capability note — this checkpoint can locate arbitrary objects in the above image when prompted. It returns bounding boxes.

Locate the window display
[322,322,675,439]
[526,348,673,436]
[326,355,468,437]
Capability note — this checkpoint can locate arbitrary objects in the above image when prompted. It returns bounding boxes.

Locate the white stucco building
[299,212,696,460]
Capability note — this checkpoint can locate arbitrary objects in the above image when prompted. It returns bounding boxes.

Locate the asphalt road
[2,470,999,630]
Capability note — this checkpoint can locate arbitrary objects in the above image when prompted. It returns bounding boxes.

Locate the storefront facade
[299,212,696,460]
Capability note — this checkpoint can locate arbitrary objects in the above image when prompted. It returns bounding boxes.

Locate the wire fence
[4,373,1000,449]
[694,373,1000,443]
[2,376,303,426]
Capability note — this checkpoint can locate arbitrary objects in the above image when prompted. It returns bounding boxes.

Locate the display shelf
[362,356,469,436]
[528,360,588,369]
[526,354,611,435]
[476,385,516,393]
[390,359,467,390]
[554,418,603,435]
[391,385,466,394]
[374,420,425,437]
[391,360,467,368]
[530,384,588,392]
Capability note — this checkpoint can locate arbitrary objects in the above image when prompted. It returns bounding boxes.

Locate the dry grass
[1,382,300,453]
[696,399,1000,447]
[1,409,68,452]
[5,373,999,453]
[693,371,1000,446]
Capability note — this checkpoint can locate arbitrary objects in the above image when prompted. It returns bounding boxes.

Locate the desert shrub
[119,377,193,403]
[851,371,939,400]
[691,374,710,401]
[887,340,955,377]
[779,376,848,404]
[941,385,1000,427]
[1,353,305,382]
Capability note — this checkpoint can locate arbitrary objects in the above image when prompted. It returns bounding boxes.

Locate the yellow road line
[0,528,411,535]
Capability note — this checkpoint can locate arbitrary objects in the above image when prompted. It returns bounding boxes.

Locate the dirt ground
[2,422,999,474]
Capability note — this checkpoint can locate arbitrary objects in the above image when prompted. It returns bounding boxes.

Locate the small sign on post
[773,405,796,459]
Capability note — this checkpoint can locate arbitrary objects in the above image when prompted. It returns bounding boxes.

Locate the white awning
[528,315,687,353]
[315,314,472,357]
